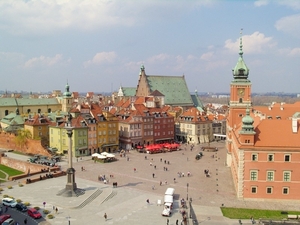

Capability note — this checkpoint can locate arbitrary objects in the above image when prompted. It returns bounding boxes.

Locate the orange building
[226,32,300,200]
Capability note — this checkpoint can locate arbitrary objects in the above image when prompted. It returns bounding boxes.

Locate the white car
[2,198,17,207]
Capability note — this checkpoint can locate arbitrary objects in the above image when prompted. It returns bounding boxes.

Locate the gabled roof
[24,114,52,126]
[146,75,193,106]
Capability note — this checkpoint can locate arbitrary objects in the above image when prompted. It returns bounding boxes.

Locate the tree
[15,129,32,148]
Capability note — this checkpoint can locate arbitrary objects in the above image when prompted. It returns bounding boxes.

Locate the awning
[77,146,88,151]
[102,143,118,147]
[155,138,173,141]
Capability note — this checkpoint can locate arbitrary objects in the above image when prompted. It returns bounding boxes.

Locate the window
[284,154,290,162]
[251,154,258,161]
[38,126,42,130]
[266,187,273,194]
[266,171,274,181]
[268,154,274,162]
[282,187,289,195]
[283,171,291,182]
[251,186,257,194]
[250,170,258,181]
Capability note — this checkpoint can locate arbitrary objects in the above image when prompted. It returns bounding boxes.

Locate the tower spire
[239,28,243,58]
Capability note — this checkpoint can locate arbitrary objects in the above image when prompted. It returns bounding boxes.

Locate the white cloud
[279,47,300,56]
[24,54,63,68]
[200,51,214,61]
[0,0,215,36]
[275,14,300,38]
[224,32,276,54]
[84,52,117,67]
[147,53,170,64]
[254,0,269,7]
[277,0,300,10]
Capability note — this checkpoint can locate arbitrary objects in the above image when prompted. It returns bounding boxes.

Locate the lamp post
[66,216,71,225]
[189,198,192,218]
[186,183,189,201]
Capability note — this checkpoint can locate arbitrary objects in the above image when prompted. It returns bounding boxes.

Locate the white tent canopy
[106,153,115,158]
[101,152,109,156]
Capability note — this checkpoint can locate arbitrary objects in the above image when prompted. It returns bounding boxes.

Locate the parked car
[28,208,42,219]
[0,215,11,224]
[2,198,17,207]
[16,203,28,212]
[2,218,15,225]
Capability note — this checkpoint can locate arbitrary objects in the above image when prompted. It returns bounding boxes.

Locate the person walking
[176,219,179,225]
[55,207,58,214]
[104,213,107,221]
[152,173,155,178]
[167,218,169,225]
[24,218,27,224]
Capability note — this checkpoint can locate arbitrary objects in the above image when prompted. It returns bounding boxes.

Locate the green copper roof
[191,93,204,110]
[146,75,193,106]
[0,98,59,106]
[232,30,250,82]
[63,83,72,98]
[122,87,136,97]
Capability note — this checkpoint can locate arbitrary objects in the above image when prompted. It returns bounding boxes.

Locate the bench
[287,215,298,219]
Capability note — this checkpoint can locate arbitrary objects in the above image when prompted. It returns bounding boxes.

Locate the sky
[0,0,300,94]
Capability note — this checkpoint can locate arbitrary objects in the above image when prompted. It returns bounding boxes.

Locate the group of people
[204,169,210,177]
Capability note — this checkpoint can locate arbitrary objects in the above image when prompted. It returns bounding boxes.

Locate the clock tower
[227,30,252,156]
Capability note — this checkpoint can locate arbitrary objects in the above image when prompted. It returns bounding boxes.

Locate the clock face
[238,88,245,96]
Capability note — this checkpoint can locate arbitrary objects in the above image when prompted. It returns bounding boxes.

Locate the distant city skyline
[0,0,299,93]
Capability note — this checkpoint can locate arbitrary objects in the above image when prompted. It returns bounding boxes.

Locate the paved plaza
[2,142,299,225]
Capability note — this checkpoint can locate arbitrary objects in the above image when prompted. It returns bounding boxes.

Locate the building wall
[243,150,300,200]
[0,132,50,156]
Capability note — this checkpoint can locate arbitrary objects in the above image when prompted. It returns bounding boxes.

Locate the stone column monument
[57,113,83,197]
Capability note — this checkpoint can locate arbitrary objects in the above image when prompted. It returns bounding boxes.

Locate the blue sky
[0,0,299,94]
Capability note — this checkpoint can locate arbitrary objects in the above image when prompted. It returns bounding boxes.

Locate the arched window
[48,108,51,113]
[27,109,31,114]
[5,110,8,116]
[38,109,41,113]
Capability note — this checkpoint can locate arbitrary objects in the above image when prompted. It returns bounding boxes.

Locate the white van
[162,188,175,217]
[164,187,175,196]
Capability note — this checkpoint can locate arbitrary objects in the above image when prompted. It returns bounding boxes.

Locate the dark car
[0,215,11,224]
[16,203,27,212]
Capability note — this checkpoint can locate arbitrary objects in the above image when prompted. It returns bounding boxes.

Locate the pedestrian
[152,173,155,178]
[160,181,162,186]
[160,158,162,162]
[81,166,83,171]
[174,178,176,183]
[152,185,155,190]
[15,222,19,225]
[24,218,27,224]
[127,157,129,161]
[167,218,169,225]
[134,168,136,172]
[55,207,58,214]
[53,205,55,210]
[176,219,179,225]
[5,206,8,212]
[165,180,167,185]
[104,212,107,221]
[154,165,156,169]
[146,199,149,204]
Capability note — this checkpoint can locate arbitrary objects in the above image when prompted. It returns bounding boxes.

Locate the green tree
[15,129,32,148]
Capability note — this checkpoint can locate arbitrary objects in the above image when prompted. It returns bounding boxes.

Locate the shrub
[16,199,22,203]
[7,186,13,189]
[34,206,40,210]
[24,202,30,206]
[18,183,24,187]
[43,209,50,214]
[0,188,3,192]
[2,194,9,198]
[47,214,54,219]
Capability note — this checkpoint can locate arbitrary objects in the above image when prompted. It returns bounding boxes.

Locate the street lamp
[66,216,71,225]
[186,183,189,201]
